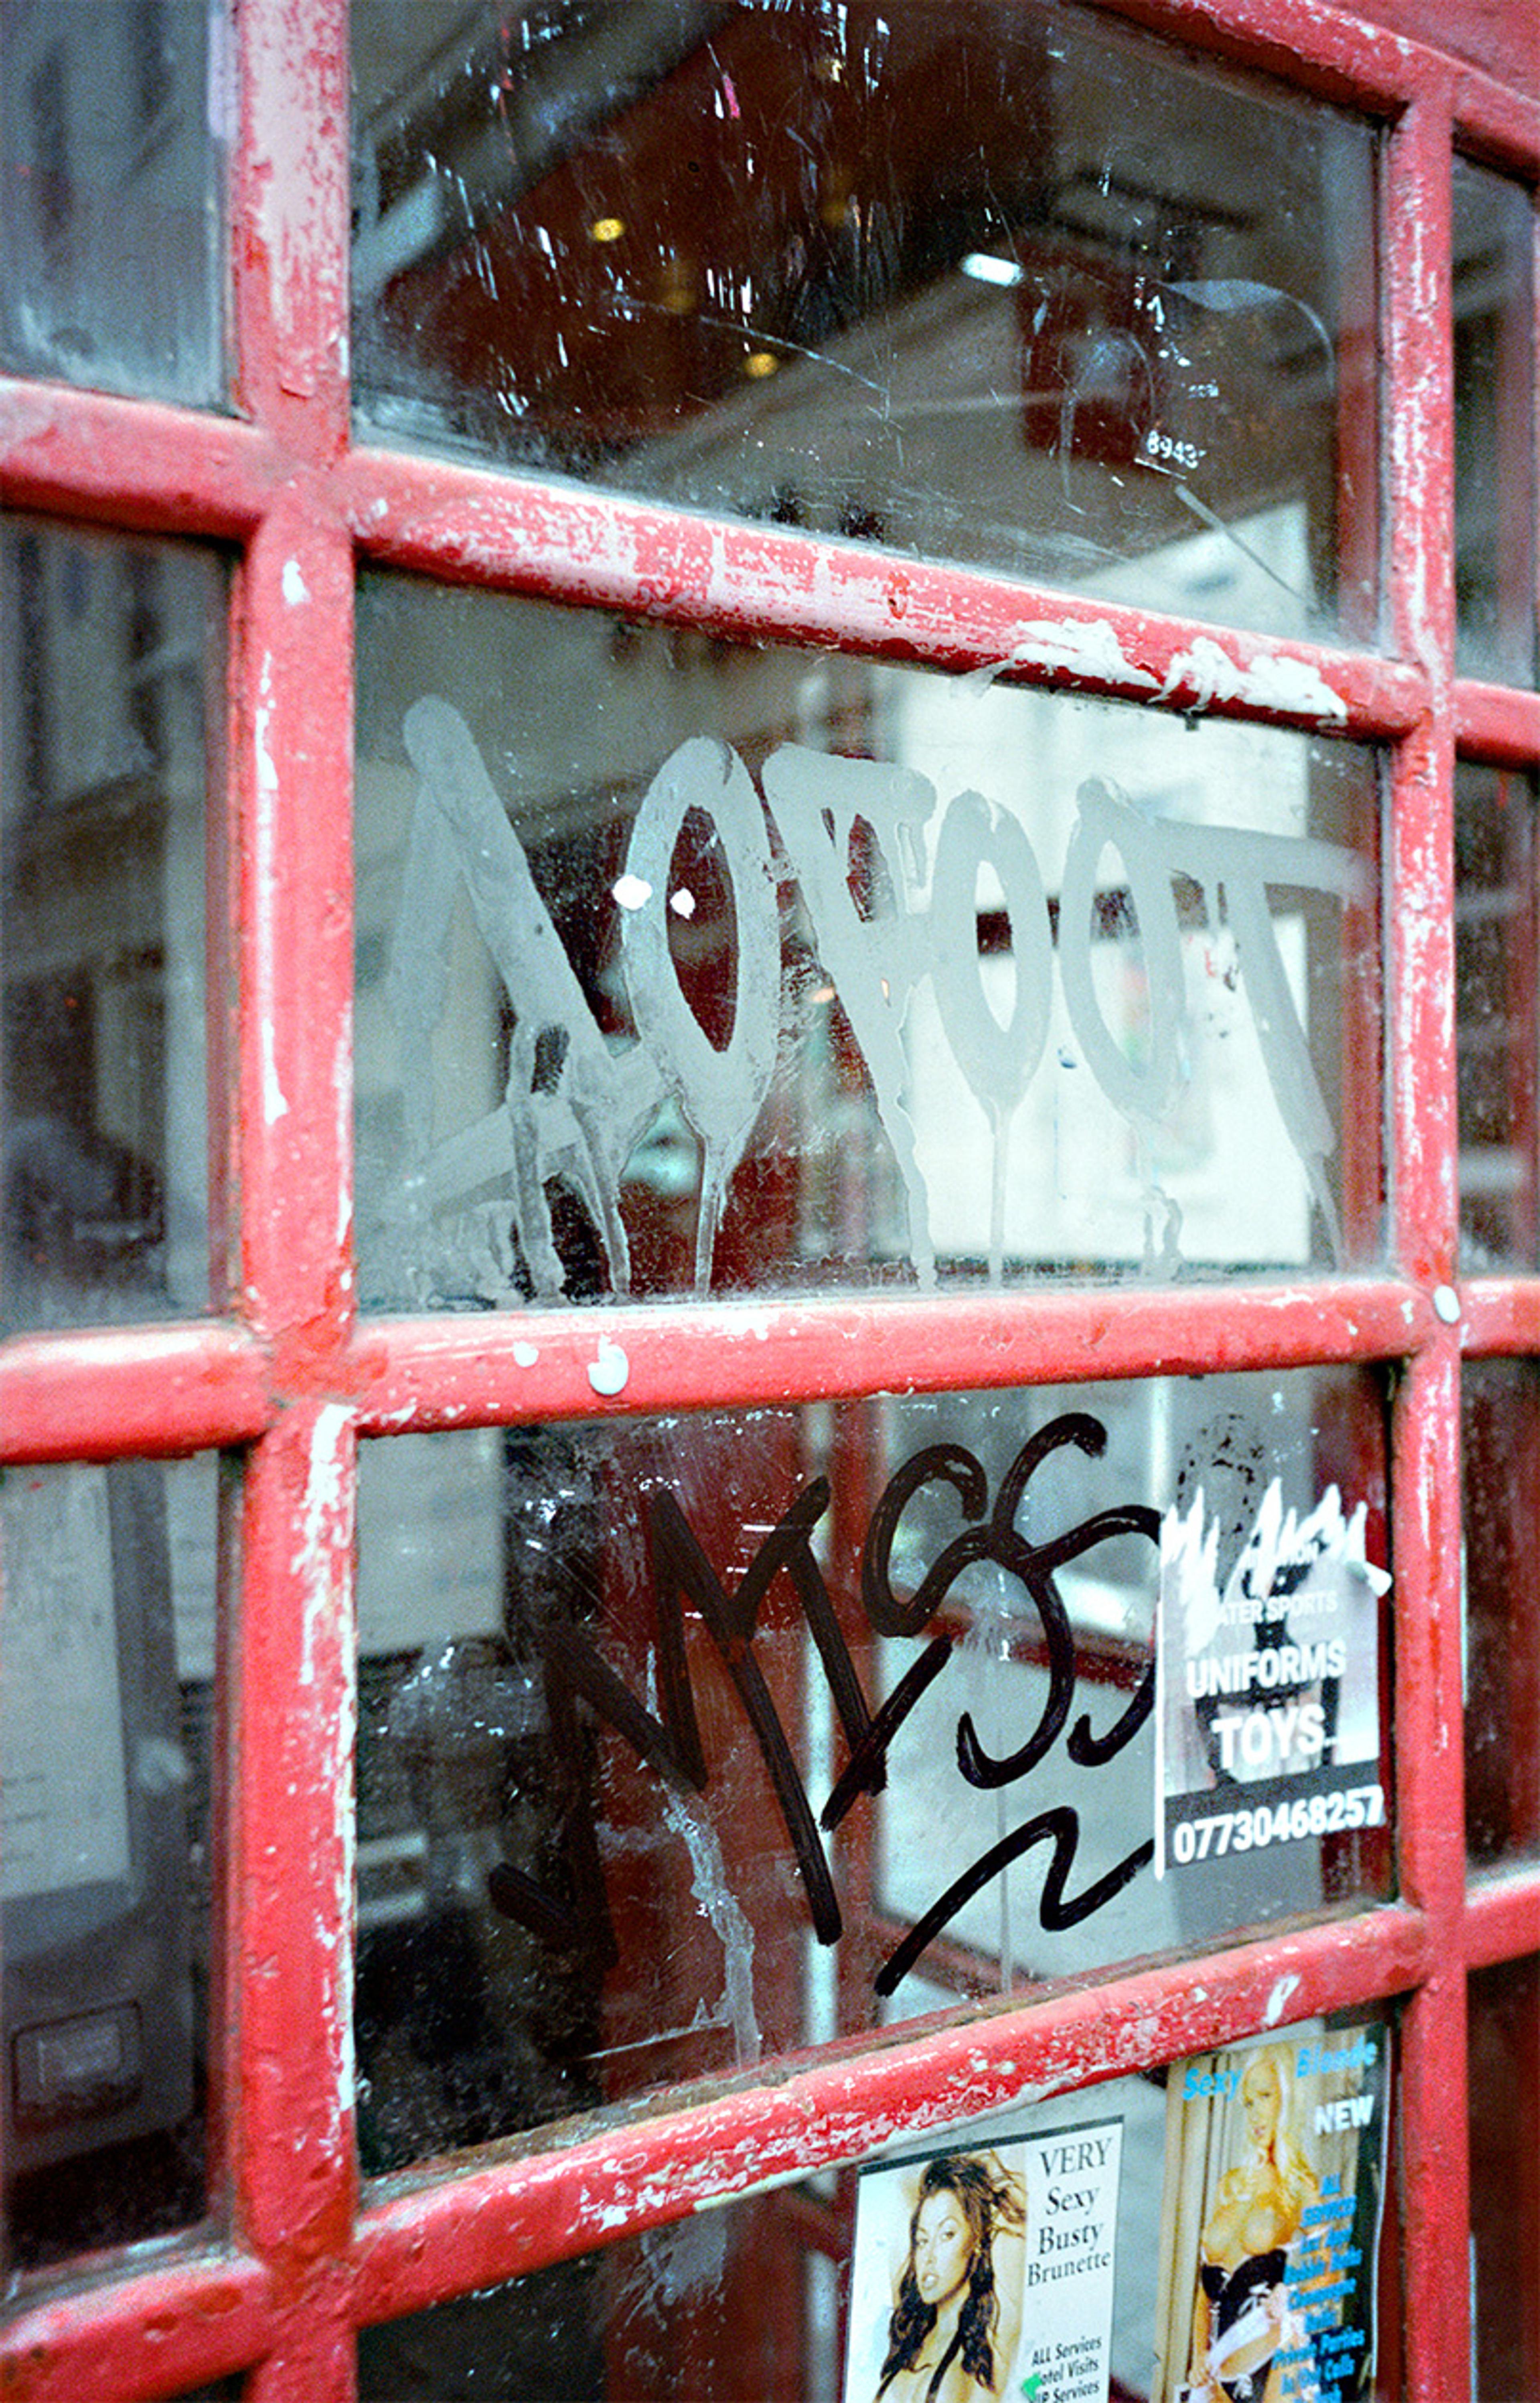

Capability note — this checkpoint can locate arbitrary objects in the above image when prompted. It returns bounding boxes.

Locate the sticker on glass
[1154,2018,1390,2403]
[844,2119,1122,2403]
[1153,1481,1389,1880]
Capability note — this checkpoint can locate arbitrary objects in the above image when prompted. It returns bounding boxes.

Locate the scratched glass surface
[355,2066,1171,2399]
[1469,1956,1540,2403]
[1461,1360,1540,1869]
[1,1453,219,2274]
[1456,764,1540,1271]
[2,517,218,1334]
[355,578,1383,1314]
[1453,161,1537,688]
[353,1369,1388,2172]
[351,0,1377,645]
[0,0,225,404]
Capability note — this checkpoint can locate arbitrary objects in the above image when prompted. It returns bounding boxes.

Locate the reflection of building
[1,523,213,1329]
[0,0,221,402]
[353,0,1369,633]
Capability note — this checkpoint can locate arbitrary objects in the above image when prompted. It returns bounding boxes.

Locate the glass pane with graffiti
[355,581,1382,1312]
[353,1367,1389,2173]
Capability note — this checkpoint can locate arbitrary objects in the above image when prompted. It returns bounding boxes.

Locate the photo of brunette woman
[845,2147,1027,2403]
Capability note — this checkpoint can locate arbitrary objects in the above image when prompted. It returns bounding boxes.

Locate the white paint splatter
[613,873,653,911]
[513,1340,539,1367]
[663,1789,761,2066]
[966,618,1161,696]
[1162,637,1348,723]
[588,1337,630,1396]
[282,558,310,607]
[1264,1972,1301,2027]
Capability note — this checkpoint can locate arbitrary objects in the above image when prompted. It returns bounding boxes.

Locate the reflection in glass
[1,1453,219,2273]
[1461,1361,1540,1866]
[1457,764,1540,1269]
[1469,1957,1540,2402]
[2,519,218,1333]
[1453,161,1537,687]
[0,0,225,404]
[352,0,1377,643]
[353,1370,1388,2174]
[356,578,1383,1313]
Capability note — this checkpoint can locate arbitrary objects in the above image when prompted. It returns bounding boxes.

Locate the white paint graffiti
[386,700,1370,1297]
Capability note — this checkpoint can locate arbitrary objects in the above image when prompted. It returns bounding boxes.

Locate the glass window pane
[2,1452,221,2273]
[0,0,226,405]
[1457,762,1540,1269]
[354,1369,1389,2174]
[1454,160,1537,688]
[351,0,1377,645]
[356,578,1383,1313]
[1461,1359,1540,1867]
[1470,1957,1540,2402]
[2,518,218,1333]
[357,2016,1392,2399]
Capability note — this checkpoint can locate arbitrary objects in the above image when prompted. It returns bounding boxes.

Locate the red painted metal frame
[1,0,1538,2395]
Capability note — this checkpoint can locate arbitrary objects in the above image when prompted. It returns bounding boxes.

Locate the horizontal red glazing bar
[1096,0,1532,119]
[343,450,1428,736]
[0,2248,271,2403]
[1456,1278,1540,1352]
[1455,680,1540,765]
[1464,1864,1540,1967]
[349,1903,1427,2328]
[0,380,284,540]
[350,1279,1435,1434]
[0,1322,274,1463]
[1447,64,1540,162]
[0,1278,1441,1464]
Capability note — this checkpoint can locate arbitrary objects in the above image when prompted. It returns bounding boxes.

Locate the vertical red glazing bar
[1382,85,1473,2400]
[231,501,356,1343]
[227,2,357,2395]
[223,1402,358,2266]
[1389,1353,1471,2396]
[235,0,351,463]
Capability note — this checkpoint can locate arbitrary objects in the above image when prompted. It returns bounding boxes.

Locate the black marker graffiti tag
[487,1412,1156,1997]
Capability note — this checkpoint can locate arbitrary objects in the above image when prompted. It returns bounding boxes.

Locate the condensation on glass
[1453,160,1538,689]
[1469,1957,1540,2402]
[1461,1359,1540,1868]
[355,579,1383,1314]
[0,0,225,406]
[351,0,1378,645]
[1,1451,221,2275]
[2,518,218,1335]
[353,1366,1388,2176]
[1455,763,1539,1270]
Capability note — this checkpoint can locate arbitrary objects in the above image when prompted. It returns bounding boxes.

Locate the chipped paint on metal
[253,664,290,1127]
